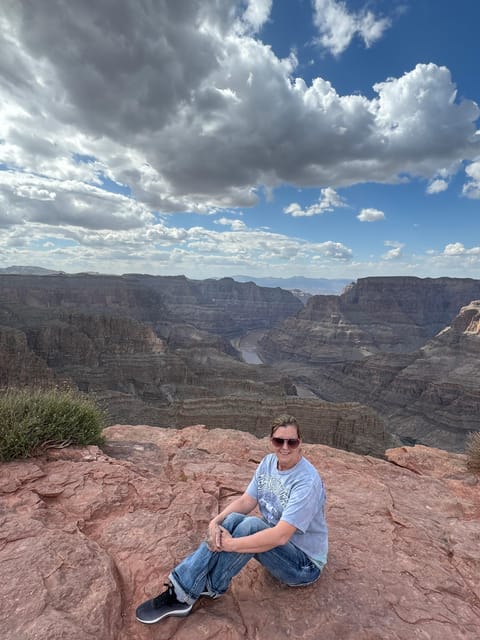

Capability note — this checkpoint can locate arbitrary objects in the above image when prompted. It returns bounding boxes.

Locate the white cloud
[0,1,479,280]
[443,242,480,256]
[312,0,391,57]
[383,247,402,260]
[312,241,352,261]
[284,187,347,217]
[426,178,449,194]
[0,212,353,277]
[241,0,272,32]
[0,1,477,217]
[357,208,385,222]
[215,217,247,230]
[382,240,404,260]
[462,161,480,198]
[0,170,153,230]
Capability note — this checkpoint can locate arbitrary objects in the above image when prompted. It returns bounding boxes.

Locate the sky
[1,0,480,281]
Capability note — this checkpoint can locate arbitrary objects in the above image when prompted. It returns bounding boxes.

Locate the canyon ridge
[1,273,479,453]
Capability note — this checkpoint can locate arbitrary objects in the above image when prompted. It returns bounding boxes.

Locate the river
[231,330,319,398]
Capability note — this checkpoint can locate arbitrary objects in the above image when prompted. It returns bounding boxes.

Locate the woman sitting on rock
[135,414,328,624]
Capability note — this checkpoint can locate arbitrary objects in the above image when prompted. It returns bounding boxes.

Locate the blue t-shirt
[246,454,328,569]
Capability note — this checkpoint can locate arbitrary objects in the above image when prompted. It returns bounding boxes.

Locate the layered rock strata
[161,396,392,457]
[0,273,302,338]
[259,279,480,451]
[0,425,478,639]
[0,273,390,456]
[260,276,480,361]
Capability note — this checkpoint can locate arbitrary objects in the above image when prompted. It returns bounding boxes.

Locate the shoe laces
[153,583,178,608]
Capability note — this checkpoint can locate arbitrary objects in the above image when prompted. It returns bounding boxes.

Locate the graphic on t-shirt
[256,473,290,525]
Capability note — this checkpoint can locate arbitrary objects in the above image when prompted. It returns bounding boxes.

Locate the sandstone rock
[1,425,479,639]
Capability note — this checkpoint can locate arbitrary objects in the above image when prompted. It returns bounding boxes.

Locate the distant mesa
[0,265,66,275]
[232,274,351,295]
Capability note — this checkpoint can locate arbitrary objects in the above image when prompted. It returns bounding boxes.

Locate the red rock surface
[1,425,479,639]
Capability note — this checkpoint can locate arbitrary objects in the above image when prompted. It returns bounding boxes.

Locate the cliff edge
[1,425,479,639]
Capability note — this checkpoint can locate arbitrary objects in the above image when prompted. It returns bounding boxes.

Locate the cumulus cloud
[462,161,480,198]
[357,208,385,222]
[284,187,347,217]
[382,240,404,260]
[0,170,153,230]
[241,0,272,33]
[0,218,353,277]
[0,1,478,215]
[426,178,449,194]
[443,242,480,256]
[0,1,479,279]
[215,217,247,230]
[312,0,391,56]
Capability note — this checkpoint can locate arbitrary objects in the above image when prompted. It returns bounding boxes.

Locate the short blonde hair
[270,414,302,439]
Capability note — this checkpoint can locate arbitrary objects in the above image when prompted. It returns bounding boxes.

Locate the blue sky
[0,0,479,280]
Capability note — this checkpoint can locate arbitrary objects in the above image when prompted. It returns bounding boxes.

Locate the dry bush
[465,431,480,471]
[0,388,106,461]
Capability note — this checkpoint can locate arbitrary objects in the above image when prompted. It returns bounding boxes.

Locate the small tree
[465,431,480,471]
[0,387,106,462]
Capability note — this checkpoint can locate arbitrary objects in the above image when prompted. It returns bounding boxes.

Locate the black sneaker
[200,589,219,599]
[135,583,193,624]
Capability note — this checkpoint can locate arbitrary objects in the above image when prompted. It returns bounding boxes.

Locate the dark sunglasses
[271,437,300,449]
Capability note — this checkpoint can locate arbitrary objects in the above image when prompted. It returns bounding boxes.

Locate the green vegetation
[465,431,480,471]
[0,388,106,462]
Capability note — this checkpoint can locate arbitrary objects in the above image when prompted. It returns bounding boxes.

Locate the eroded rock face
[1,425,479,639]
[260,280,480,451]
[0,326,55,387]
[163,396,393,457]
[0,273,305,430]
[260,276,480,361]
[0,273,303,338]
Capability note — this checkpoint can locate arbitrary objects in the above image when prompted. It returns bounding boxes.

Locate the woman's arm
[212,492,258,525]
[206,492,257,549]
[219,519,296,553]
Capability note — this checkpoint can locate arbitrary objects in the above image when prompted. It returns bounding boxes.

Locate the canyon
[259,277,480,451]
[1,273,479,453]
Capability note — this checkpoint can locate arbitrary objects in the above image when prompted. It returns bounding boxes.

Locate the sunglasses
[271,437,301,449]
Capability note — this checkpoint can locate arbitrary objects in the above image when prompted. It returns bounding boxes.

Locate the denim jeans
[169,512,321,605]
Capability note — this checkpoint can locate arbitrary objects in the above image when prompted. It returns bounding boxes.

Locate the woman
[136,414,328,624]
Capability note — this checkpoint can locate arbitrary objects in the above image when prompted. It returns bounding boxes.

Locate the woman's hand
[206,518,222,551]
[217,526,233,551]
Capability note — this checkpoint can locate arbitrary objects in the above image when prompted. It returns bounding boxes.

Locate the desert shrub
[465,431,480,471]
[0,388,106,461]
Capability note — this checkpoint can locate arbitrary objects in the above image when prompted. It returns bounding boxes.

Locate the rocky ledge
[1,425,479,639]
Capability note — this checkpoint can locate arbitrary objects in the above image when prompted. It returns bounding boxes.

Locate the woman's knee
[232,515,267,537]
[221,512,247,532]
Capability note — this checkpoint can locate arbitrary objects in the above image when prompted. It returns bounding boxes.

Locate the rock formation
[0,326,55,387]
[259,278,480,451]
[1,425,478,639]
[0,273,391,456]
[161,396,392,457]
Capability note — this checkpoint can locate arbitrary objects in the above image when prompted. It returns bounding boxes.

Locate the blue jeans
[169,513,321,605]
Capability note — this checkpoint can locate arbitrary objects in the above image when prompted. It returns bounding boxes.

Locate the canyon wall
[260,276,480,362]
[259,278,480,451]
[4,273,478,453]
[0,273,388,456]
